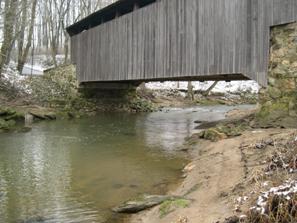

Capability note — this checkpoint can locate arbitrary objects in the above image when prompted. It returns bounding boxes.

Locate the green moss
[0,118,16,130]
[4,112,25,121]
[257,102,289,119]
[0,107,16,116]
[217,123,247,137]
[129,98,155,112]
[199,128,227,142]
[257,23,297,127]
[159,199,190,218]
[198,120,250,142]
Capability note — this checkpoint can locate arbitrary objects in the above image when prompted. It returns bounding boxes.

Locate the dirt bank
[129,128,296,223]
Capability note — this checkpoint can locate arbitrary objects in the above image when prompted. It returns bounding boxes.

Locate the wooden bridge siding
[71,0,249,83]
[272,0,297,25]
[247,0,297,86]
[70,0,297,86]
[154,0,247,79]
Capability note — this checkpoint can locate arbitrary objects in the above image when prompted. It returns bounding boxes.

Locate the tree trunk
[17,0,28,72]
[50,39,58,67]
[187,81,194,101]
[0,0,18,75]
[17,0,38,73]
[202,81,219,97]
[64,36,70,64]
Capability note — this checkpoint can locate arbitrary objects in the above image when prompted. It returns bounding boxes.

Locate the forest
[0,0,115,74]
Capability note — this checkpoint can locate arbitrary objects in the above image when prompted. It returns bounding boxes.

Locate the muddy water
[0,105,252,223]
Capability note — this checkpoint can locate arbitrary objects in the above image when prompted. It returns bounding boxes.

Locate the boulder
[29,110,56,120]
[199,128,227,142]
[0,107,16,117]
[0,118,16,130]
[112,195,186,213]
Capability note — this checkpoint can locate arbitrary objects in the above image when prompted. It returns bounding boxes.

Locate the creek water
[0,105,253,223]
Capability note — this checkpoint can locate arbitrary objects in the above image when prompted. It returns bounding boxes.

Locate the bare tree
[202,81,219,97]
[17,0,29,69]
[187,81,194,101]
[17,0,38,72]
[0,0,116,74]
[0,0,18,75]
[43,0,72,67]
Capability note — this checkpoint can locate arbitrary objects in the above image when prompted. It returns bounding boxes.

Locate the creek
[0,105,253,222]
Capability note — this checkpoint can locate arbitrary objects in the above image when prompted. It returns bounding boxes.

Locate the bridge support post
[256,22,297,128]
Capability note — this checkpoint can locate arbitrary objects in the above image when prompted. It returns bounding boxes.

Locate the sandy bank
[129,128,295,223]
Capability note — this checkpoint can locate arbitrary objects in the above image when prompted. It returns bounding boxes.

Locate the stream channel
[0,105,253,223]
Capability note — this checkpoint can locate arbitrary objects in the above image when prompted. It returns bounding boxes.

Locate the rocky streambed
[0,106,57,133]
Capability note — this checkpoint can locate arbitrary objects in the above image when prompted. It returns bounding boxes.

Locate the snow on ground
[22,64,44,76]
[145,81,260,94]
[251,180,297,215]
[1,62,32,93]
[2,57,260,95]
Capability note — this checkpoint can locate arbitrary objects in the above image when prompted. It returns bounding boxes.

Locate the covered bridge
[67,0,297,87]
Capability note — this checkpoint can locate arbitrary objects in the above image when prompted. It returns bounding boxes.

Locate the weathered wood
[68,0,297,87]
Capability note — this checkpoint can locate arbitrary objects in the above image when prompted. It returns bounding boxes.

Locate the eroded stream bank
[0,105,252,223]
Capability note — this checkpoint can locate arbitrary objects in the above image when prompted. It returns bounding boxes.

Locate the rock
[255,139,274,149]
[0,118,16,131]
[267,87,282,99]
[0,109,7,116]
[289,100,297,117]
[29,111,47,120]
[255,143,266,149]
[223,216,240,223]
[217,123,245,137]
[183,163,196,172]
[29,110,56,120]
[0,107,16,117]
[44,112,56,120]
[257,22,297,128]
[4,112,25,121]
[112,195,186,213]
[199,128,227,142]
[175,216,188,223]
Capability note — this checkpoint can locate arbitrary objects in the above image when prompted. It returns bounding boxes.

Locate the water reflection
[0,113,186,222]
[141,106,242,151]
[0,129,103,222]
[0,105,253,222]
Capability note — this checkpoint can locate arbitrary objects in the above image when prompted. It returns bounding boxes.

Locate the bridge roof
[66,0,156,36]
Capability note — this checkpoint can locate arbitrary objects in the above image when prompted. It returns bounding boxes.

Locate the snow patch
[145,81,260,94]
[251,180,297,215]
[1,62,32,93]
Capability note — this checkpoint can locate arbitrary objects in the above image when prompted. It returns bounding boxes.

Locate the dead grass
[245,194,297,223]
[224,132,297,223]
